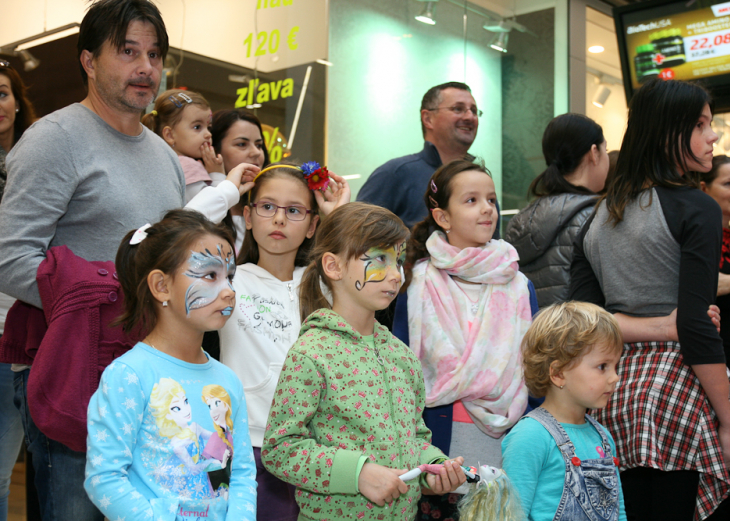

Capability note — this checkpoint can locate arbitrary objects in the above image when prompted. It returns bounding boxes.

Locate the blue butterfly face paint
[183,244,236,316]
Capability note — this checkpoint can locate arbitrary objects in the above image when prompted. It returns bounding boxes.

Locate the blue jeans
[0,363,23,521]
[13,368,103,521]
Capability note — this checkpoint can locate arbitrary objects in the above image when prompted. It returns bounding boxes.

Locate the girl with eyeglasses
[216,162,349,521]
[0,58,36,521]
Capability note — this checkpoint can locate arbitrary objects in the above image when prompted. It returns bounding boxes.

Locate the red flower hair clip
[301,161,330,191]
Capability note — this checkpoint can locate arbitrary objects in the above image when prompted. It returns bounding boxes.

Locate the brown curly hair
[521,301,623,398]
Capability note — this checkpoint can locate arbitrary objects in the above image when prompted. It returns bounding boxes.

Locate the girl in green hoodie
[262,202,466,520]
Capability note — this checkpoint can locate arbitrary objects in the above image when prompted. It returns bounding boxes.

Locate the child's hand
[226,162,260,197]
[358,463,409,507]
[314,172,351,216]
[424,457,467,495]
[201,143,224,174]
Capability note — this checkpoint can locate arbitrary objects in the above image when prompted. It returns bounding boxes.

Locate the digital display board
[615,0,730,110]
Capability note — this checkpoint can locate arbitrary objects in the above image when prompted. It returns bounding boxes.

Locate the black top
[718,228,730,368]
[570,185,724,365]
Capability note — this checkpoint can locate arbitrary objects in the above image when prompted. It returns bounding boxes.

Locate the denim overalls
[526,407,620,521]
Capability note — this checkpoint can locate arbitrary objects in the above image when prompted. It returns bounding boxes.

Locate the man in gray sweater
[0,1,239,519]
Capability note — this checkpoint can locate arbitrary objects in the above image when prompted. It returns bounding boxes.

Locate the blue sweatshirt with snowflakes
[84,342,257,521]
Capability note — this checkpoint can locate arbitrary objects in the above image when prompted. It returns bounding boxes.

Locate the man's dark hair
[77,0,169,86]
[419,81,472,137]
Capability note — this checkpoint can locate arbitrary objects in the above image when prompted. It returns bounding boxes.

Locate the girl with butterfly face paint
[261,203,467,521]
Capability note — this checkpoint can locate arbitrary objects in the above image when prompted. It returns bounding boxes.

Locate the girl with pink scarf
[392,160,537,519]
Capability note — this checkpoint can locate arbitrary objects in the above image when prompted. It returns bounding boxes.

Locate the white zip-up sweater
[219,263,304,447]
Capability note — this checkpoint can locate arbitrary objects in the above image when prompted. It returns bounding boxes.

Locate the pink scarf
[407,231,531,437]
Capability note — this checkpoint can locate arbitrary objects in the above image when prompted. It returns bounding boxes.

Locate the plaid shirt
[593,341,730,520]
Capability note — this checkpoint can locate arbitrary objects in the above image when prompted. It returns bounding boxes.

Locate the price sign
[243,27,300,58]
[156,0,326,74]
[685,28,730,61]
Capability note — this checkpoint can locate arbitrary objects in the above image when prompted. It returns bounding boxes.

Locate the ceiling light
[415,1,437,25]
[588,45,605,53]
[19,50,40,71]
[490,32,509,53]
[15,25,80,51]
[316,59,333,66]
[592,86,611,108]
[484,20,511,33]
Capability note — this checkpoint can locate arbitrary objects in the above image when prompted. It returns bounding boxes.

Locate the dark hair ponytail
[529,113,604,198]
[404,160,492,289]
[114,209,234,335]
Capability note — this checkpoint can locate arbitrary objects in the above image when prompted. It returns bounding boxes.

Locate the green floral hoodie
[262,309,445,520]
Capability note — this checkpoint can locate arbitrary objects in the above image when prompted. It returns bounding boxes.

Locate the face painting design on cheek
[354,242,406,291]
[184,244,236,316]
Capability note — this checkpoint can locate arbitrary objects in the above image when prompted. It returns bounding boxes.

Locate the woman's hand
[225,162,260,197]
[719,273,730,297]
[659,305,720,340]
[424,457,467,495]
[314,172,351,216]
[357,463,409,507]
[709,304,721,333]
[616,305,720,343]
[201,143,224,174]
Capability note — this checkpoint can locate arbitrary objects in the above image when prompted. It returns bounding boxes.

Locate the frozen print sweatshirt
[84,343,257,521]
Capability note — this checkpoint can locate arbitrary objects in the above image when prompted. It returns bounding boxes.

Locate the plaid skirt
[592,341,730,520]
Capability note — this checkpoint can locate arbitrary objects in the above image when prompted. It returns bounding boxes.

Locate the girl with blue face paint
[83,209,257,520]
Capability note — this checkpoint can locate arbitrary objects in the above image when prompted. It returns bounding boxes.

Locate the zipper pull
[287,283,294,302]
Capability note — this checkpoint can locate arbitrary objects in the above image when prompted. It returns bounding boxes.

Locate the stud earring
[162,301,168,307]
[445,229,451,234]
[559,385,564,389]
[15,108,19,113]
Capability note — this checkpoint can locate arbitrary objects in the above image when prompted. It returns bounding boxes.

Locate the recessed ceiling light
[588,45,605,53]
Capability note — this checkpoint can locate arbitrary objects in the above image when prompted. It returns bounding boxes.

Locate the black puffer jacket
[505,193,596,308]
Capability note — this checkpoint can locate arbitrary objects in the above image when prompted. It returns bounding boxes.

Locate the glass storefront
[1,0,572,224]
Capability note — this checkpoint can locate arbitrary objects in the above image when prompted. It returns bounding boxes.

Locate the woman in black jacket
[505,114,608,308]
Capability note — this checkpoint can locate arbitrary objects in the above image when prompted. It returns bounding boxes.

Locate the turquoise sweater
[262,309,445,520]
[502,416,627,521]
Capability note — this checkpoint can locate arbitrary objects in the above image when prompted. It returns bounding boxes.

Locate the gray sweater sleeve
[0,120,79,308]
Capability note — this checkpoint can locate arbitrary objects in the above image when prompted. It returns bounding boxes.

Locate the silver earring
[445,229,451,234]
[559,385,564,389]
[15,108,19,113]
[162,301,168,307]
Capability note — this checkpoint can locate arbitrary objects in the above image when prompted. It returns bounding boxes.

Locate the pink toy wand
[399,463,480,483]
